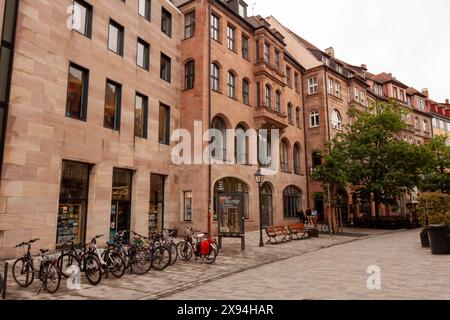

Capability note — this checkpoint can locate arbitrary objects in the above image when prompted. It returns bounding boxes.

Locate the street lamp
[254,169,265,247]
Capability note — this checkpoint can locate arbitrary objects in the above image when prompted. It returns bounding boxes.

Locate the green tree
[419,136,450,194]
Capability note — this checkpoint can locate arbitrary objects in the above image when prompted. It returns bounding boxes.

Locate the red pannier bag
[200,239,211,255]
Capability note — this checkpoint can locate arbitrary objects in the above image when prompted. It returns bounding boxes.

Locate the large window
[331,109,342,130]
[280,140,289,173]
[211,117,227,161]
[287,103,293,124]
[135,93,148,139]
[71,0,92,38]
[161,7,172,37]
[283,186,302,219]
[275,91,281,112]
[235,124,249,165]
[184,60,195,90]
[294,144,301,175]
[308,77,318,94]
[66,63,89,121]
[108,20,124,56]
[264,43,270,64]
[137,38,150,70]
[296,107,301,128]
[183,191,193,222]
[242,79,250,105]
[211,63,220,92]
[294,72,300,93]
[242,35,249,59]
[265,85,271,109]
[160,53,171,83]
[104,80,122,131]
[138,0,151,21]
[275,50,280,69]
[312,151,322,168]
[227,25,235,51]
[227,71,236,99]
[286,66,292,88]
[184,11,195,38]
[310,110,320,128]
[211,14,220,41]
[159,103,170,145]
[57,161,90,247]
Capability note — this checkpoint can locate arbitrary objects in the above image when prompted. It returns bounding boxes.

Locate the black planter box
[428,225,449,255]
[420,229,430,248]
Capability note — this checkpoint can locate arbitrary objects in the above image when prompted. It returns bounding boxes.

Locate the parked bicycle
[12,239,61,294]
[177,228,218,264]
[133,231,171,271]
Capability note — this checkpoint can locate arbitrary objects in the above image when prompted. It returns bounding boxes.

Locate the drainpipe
[207,1,212,235]
[301,70,310,210]
[323,68,333,234]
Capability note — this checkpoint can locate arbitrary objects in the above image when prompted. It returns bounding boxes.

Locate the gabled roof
[406,87,426,98]
[370,72,409,89]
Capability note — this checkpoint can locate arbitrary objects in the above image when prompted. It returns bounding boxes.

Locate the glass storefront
[57,161,90,247]
[150,174,165,234]
[110,168,133,241]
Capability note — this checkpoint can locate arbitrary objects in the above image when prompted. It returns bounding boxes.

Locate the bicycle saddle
[40,249,49,254]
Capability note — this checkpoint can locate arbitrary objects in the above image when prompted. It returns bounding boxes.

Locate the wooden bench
[288,223,309,240]
[265,226,290,244]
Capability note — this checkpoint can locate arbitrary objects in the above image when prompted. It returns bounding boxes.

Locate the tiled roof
[370,72,409,88]
[406,87,426,97]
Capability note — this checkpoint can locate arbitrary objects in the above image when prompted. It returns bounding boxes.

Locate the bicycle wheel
[177,241,193,261]
[57,253,81,278]
[168,243,178,266]
[151,247,171,271]
[131,248,152,275]
[84,254,102,286]
[44,263,61,294]
[107,252,126,278]
[12,258,34,287]
[202,245,218,265]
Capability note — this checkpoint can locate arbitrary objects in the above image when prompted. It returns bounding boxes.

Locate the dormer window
[238,2,247,18]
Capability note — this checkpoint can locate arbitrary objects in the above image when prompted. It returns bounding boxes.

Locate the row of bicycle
[10,227,219,294]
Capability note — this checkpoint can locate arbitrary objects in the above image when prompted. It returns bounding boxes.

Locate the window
[286,66,292,88]
[242,35,249,59]
[227,71,236,99]
[183,191,193,222]
[374,84,383,96]
[108,20,124,56]
[211,14,219,41]
[275,50,280,69]
[418,98,425,111]
[66,63,89,121]
[235,124,249,165]
[335,82,341,98]
[184,11,196,39]
[264,43,270,64]
[296,107,301,128]
[211,63,220,92]
[283,186,302,219]
[312,151,322,168]
[138,0,151,21]
[211,117,227,160]
[265,85,271,108]
[360,91,365,104]
[160,53,171,83]
[432,118,437,128]
[308,77,318,94]
[159,103,170,145]
[354,88,359,101]
[294,144,301,175]
[255,40,260,61]
[72,0,92,38]
[331,109,342,130]
[294,73,300,93]
[227,25,235,51]
[399,89,405,102]
[393,87,398,99]
[287,103,293,124]
[104,80,121,131]
[327,78,333,94]
[238,2,247,18]
[415,117,420,131]
[275,91,281,112]
[310,110,319,128]
[184,60,195,90]
[423,120,429,133]
[280,140,289,172]
[242,79,250,105]
[135,93,148,139]
[161,8,172,37]
[137,38,150,70]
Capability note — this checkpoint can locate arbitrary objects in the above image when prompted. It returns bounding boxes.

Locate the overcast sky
[253,0,450,102]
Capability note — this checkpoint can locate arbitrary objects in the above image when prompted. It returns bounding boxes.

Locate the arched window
[287,103,293,124]
[235,124,249,165]
[310,110,319,128]
[331,109,342,130]
[258,130,271,168]
[283,186,302,218]
[211,116,227,160]
[227,71,236,98]
[265,85,271,109]
[294,143,301,175]
[280,139,289,173]
[211,63,220,92]
[242,79,250,105]
[184,60,195,90]
[296,107,301,128]
[275,90,281,112]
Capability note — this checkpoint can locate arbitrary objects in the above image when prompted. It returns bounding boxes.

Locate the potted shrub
[417,193,450,252]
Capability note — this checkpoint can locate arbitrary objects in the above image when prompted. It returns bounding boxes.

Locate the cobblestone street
[2,228,449,300]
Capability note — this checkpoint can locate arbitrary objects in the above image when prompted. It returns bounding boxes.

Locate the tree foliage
[418,136,450,194]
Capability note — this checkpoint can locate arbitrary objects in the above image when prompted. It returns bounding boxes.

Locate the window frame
[66,62,89,122]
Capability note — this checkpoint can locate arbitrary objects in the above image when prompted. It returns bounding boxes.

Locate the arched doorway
[214,177,249,235]
[260,183,273,228]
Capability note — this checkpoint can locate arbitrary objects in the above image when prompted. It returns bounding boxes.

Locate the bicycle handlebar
[15,238,40,248]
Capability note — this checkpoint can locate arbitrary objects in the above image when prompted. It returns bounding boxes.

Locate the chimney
[446,99,449,105]
[361,64,367,70]
[422,88,429,98]
[325,47,335,58]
